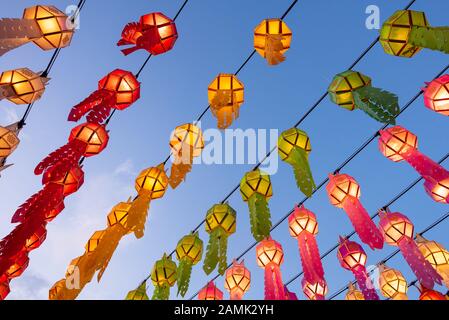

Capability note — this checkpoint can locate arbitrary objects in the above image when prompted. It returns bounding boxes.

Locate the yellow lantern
[417,234,449,289]
[254,18,292,65]
[208,74,244,129]
[328,70,372,111]
[49,279,66,300]
[378,264,408,300]
[0,124,20,158]
[85,230,106,253]
[151,254,177,300]
[125,282,149,300]
[345,282,365,300]
[106,200,133,232]
[0,68,49,104]
[225,260,251,300]
[175,232,203,297]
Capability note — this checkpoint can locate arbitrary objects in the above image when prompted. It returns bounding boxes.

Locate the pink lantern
[302,278,328,300]
[224,260,251,300]
[198,281,223,300]
[423,75,449,116]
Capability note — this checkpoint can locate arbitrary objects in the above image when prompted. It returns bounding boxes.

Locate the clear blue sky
[0,0,448,300]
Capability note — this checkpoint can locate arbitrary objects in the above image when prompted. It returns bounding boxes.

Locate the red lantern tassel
[297,233,325,283]
[264,264,286,300]
[352,265,379,300]
[120,26,160,56]
[67,90,115,123]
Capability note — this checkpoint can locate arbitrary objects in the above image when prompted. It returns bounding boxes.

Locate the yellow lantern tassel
[169,146,193,189]
[94,225,127,281]
[265,34,286,65]
[210,90,240,129]
[126,190,152,239]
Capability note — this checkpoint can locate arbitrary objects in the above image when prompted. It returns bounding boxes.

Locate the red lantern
[43,164,85,196]
[302,278,328,301]
[424,75,449,116]
[118,12,178,56]
[419,286,447,300]
[198,281,223,300]
[24,224,47,251]
[6,252,29,279]
[68,123,109,158]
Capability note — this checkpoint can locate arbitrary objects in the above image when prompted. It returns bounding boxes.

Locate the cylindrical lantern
[424,74,449,116]
[302,278,328,301]
[256,237,286,300]
[175,232,203,297]
[151,254,177,300]
[203,204,236,275]
[198,281,223,300]
[240,169,273,241]
[337,237,379,300]
[254,19,292,65]
[125,282,149,300]
[326,174,384,250]
[225,260,251,300]
[0,68,49,104]
[345,282,365,300]
[378,264,408,300]
[208,74,244,129]
[416,234,449,289]
[419,286,447,300]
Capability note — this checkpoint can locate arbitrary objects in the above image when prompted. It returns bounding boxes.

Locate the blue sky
[0,0,448,300]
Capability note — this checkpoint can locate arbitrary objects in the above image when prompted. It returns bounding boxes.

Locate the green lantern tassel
[203,228,222,275]
[409,26,449,54]
[248,193,272,241]
[353,86,400,124]
[285,147,316,197]
[152,283,170,300]
[177,259,193,297]
[218,231,228,275]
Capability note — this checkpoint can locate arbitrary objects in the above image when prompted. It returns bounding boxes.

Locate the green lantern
[380,10,449,58]
[151,254,177,300]
[175,232,203,297]
[278,128,316,197]
[203,204,236,275]
[328,70,399,124]
[240,170,272,241]
[125,281,149,300]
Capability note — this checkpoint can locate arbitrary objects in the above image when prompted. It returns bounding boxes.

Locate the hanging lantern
[168,123,204,189]
[225,260,251,300]
[419,286,447,300]
[0,5,74,56]
[345,282,365,300]
[24,224,47,251]
[203,203,236,276]
[118,12,178,56]
[378,264,408,300]
[328,70,399,124]
[423,74,449,116]
[107,200,133,232]
[278,129,316,197]
[254,19,292,65]
[284,286,298,300]
[207,74,244,129]
[125,281,149,300]
[0,276,10,300]
[6,252,29,279]
[288,206,326,285]
[416,234,449,289]
[0,68,49,104]
[326,174,384,250]
[0,123,20,176]
[151,254,177,300]
[43,201,65,222]
[240,170,273,241]
[380,10,449,58]
[256,237,286,300]
[198,281,223,300]
[175,232,203,297]
[379,211,442,289]
[302,278,328,301]
[379,125,449,204]
[337,237,379,300]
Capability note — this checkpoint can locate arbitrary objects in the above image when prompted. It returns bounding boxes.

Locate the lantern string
[327,211,449,300]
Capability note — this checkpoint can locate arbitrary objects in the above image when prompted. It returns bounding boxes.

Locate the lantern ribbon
[210,90,240,129]
[126,190,152,239]
[264,263,286,300]
[119,24,160,56]
[169,146,193,189]
[68,90,115,123]
[352,265,379,300]
[203,228,228,275]
[284,285,298,300]
[297,232,325,283]
[177,258,193,297]
[352,86,400,124]
[248,193,272,242]
[409,26,449,54]
[0,18,42,56]
[264,34,286,65]
[284,147,316,197]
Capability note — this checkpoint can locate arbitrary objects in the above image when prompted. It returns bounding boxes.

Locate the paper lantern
[42,163,85,197]
[85,230,106,253]
[0,277,10,301]
[417,234,449,289]
[326,174,384,250]
[328,70,399,124]
[256,237,286,300]
[125,282,149,300]
[68,69,140,123]
[118,12,178,56]
[151,254,177,300]
[208,74,244,129]
[175,232,203,297]
[6,252,29,279]
[345,283,365,301]
[288,206,326,285]
[379,126,449,204]
[0,123,20,158]
[240,169,273,241]
[0,68,49,104]
[424,75,449,116]
[198,281,223,300]
[203,203,236,276]
[419,286,447,300]
[380,10,448,58]
[168,123,204,189]
[254,19,292,65]
[225,260,251,300]
[0,5,74,56]
[284,286,298,300]
[278,128,316,197]
[379,211,442,289]
[48,279,66,300]
[378,264,408,300]
[302,278,328,301]
[107,200,133,231]
[43,201,65,222]
[24,224,47,251]
[337,237,379,300]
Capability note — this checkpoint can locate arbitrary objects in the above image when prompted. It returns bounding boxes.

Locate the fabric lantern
[125,282,149,300]
[378,264,408,300]
[302,278,328,301]
[379,211,442,289]
[0,122,20,176]
[380,10,449,58]
[254,19,292,65]
[225,260,251,300]
[151,254,177,300]
[0,68,49,104]
[419,286,447,300]
[198,281,223,300]
[288,205,325,285]
[326,174,384,250]
[240,169,273,241]
[175,232,203,297]
[117,12,178,56]
[0,5,74,56]
[68,69,140,123]
[423,74,449,116]
[379,125,449,204]
[169,123,204,189]
[337,237,379,300]
[328,70,399,124]
[416,234,449,289]
[203,203,236,275]
[278,128,316,197]
[256,237,286,300]
[345,282,365,300]
[207,74,244,129]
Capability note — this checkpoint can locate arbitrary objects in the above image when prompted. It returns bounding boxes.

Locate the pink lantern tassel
[353,266,379,300]
[342,197,384,250]
[403,150,449,182]
[264,264,286,300]
[298,233,325,283]
[398,237,443,289]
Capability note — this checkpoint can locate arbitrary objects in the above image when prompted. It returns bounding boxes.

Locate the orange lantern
[68,122,109,157]
[419,286,447,300]
[416,234,449,289]
[302,278,328,301]
[254,19,292,65]
[6,252,29,279]
[24,224,47,251]
[378,264,408,300]
[424,75,449,116]
[107,200,133,231]
[43,164,85,197]
[0,123,20,158]
[225,260,251,300]
[0,68,49,104]
[85,230,106,253]
[345,282,365,300]
[198,281,223,300]
[0,276,10,300]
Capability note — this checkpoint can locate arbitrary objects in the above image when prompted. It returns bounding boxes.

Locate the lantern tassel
[436,266,449,289]
[342,197,384,250]
[126,190,152,239]
[117,22,141,46]
[176,259,193,297]
[352,86,400,124]
[0,18,42,56]
[402,149,449,183]
[68,90,115,122]
[285,147,316,197]
[297,233,325,283]
[248,193,272,241]
[264,34,286,65]
[409,26,449,54]
[203,228,225,275]
[152,283,170,300]
[352,266,379,300]
[169,149,193,189]
[210,90,239,129]
[120,26,161,56]
[264,264,286,300]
